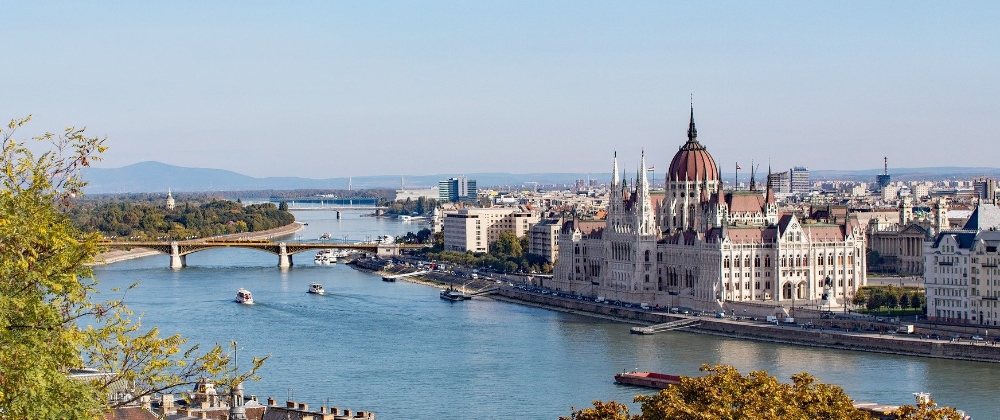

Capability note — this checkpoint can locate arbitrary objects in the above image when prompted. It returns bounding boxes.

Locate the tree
[278,200,288,211]
[910,292,924,310]
[560,400,632,420]
[0,117,265,418]
[633,365,873,420]
[893,395,967,420]
[492,231,523,258]
[900,293,910,309]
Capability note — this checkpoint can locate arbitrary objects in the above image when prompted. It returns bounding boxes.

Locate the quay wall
[496,289,1000,364]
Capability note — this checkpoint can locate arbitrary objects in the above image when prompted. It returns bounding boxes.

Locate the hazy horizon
[4,2,997,178]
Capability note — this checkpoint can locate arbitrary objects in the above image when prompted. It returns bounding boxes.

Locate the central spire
[687,98,698,143]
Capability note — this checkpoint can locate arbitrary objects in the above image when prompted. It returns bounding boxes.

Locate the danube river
[93,210,998,419]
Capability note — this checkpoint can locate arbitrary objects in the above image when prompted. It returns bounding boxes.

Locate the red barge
[613,371,682,389]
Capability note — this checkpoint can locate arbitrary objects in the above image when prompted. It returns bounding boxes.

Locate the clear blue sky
[3,1,997,179]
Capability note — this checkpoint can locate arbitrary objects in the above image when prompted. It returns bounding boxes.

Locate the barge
[613,371,681,389]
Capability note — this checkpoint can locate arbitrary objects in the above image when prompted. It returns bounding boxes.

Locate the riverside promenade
[89,222,305,265]
[496,288,1000,364]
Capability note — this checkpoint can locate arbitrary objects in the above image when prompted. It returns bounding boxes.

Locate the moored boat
[235,288,254,305]
[382,275,396,282]
[319,233,332,240]
[308,282,325,295]
[613,371,681,389]
[314,249,336,265]
[439,287,470,301]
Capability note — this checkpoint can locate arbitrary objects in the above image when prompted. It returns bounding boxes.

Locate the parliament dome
[667,107,719,182]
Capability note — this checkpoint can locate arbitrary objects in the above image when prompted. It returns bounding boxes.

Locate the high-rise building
[876,157,891,191]
[790,167,809,193]
[973,178,997,203]
[767,171,791,194]
[438,176,478,203]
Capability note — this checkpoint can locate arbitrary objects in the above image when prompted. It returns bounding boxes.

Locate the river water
[92,210,998,419]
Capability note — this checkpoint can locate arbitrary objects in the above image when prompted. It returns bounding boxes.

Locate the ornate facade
[551,108,867,314]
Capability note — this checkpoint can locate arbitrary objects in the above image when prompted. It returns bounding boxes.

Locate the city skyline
[3,2,998,178]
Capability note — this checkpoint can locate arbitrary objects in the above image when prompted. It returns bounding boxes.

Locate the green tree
[492,231,523,258]
[900,293,910,309]
[0,117,264,418]
[278,200,288,211]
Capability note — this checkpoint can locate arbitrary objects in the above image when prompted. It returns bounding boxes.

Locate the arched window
[745,257,751,267]
[644,250,650,262]
[765,256,771,267]
[754,256,760,267]
[724,257,730,268]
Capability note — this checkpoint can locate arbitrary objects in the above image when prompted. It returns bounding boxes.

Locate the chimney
[161,394,175,414]
[299,403,309,411]
[287,400,296,408]
[331,407,341,415]
[344,409,352,416]
[320,406,327,414]
[267,397,276,406]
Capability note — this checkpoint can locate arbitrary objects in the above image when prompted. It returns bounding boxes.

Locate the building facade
[438,176,478,203]
[442,207,539,253]
[529,218,562,263]
[924,202,1000,324]
[551,108,867,314]
[790,167,809,193]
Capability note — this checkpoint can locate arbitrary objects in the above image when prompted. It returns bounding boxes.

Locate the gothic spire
[612,151,619,187]
[687,99,698,143]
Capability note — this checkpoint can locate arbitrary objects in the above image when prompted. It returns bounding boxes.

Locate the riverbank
[497,288,1000,364]
[89,222,305,266]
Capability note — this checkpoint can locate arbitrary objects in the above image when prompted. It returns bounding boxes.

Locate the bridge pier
[170,241,187,269]
[278,243,293,268]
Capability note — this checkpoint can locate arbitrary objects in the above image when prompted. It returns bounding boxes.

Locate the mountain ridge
[81,161,1000,194]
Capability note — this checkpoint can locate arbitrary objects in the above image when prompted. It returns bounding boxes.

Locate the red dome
[667,108,718,182]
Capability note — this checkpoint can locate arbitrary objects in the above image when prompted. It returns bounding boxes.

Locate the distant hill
[81,161,606,193]
[82,161,1000,194]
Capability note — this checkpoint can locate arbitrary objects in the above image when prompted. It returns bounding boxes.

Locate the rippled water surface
[92,211,998,419]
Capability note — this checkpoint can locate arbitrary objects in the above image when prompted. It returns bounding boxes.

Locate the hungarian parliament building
[551,108,867,314]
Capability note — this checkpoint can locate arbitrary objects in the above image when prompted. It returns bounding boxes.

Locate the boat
[613,370,681,389]
[375,234,394,244]
[235,288,254,305]
[319,233,332,240]
[308,283,325,295]
[382,275,396,282]
[314,249,336,265]
[439,286,470,301]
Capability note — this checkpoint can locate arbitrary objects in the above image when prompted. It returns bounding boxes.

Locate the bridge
[98,240,428,269]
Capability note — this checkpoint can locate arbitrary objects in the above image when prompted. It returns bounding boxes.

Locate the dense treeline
[421,231,554,274]
[384,197,437,215]
[852,285,925,313]
[71,199,295,240]
[84,188,394,202]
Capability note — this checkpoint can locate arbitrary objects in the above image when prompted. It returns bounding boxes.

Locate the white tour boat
[235,288,254,305]
[314,249,336,265]
[308,283,325,295]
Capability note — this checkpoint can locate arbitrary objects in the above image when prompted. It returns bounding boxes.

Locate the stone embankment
[89,222,305,266]
[497,288,1000,363]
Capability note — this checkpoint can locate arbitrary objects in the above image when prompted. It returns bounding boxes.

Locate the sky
[3,1,998,179]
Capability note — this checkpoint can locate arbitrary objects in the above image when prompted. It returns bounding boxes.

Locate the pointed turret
[765,165,775,204]
[612,151,620,187]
